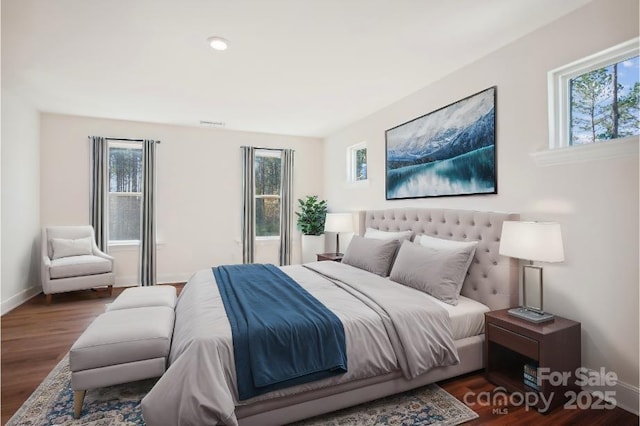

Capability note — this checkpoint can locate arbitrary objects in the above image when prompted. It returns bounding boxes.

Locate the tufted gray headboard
[358,208,519,311]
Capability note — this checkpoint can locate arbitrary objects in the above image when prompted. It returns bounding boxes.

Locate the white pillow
[417,234,478,252]
[364,227,413,241]
[389,238,478,305]
[51,237,93,260]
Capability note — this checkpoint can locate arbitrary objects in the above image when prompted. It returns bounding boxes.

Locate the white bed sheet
[426,294,490,340]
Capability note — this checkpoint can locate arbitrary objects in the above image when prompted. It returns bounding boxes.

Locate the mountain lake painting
[385,87,497,199]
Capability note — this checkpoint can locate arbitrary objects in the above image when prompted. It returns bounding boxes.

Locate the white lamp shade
[324,213,354,233]
[499,221,564,263]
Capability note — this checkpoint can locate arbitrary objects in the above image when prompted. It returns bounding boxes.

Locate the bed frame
[235,208,519,425]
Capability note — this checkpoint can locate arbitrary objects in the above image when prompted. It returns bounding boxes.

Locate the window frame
[346,142,368,184]
[107,141,143,246]
[547,38,639,153]
[254,149,282,241]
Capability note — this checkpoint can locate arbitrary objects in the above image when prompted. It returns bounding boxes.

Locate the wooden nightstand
[484,309,581,413]
[316,253,343,262]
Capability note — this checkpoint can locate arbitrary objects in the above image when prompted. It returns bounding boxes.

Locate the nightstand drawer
[487,323,538,359]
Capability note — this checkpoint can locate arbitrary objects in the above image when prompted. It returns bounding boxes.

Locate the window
[347,142,368,183]
[255,150,282,238]
[108,142,142,243]
[569,56,639,145]
[548,38,639,151]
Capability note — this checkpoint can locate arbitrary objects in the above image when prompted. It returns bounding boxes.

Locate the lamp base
[507,307,555,323]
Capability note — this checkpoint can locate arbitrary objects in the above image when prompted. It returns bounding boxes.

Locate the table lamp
[499,221,564,323]
[324,213,353,255]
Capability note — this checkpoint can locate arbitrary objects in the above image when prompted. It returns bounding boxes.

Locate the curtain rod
[88,137,161,144]
[241,146,293,152]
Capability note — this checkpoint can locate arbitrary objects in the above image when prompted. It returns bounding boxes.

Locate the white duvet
[141,261,459,426]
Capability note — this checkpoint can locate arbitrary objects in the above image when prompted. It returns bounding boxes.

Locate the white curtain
[89,136,108,251]
[140,139,157,286]
[279,149,294,266]
[241,146,256,264]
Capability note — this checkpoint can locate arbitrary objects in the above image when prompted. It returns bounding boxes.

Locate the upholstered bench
[106,285,177,311]
[69,306,175,418]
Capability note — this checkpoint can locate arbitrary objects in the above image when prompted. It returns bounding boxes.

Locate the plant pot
[301,234,326,264]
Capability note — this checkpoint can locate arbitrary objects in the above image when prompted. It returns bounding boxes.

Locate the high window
[255,150,282,238]
[347,142,368,183]
[108,142,142,243]
[548,38,639,150]
[569,56,639,145]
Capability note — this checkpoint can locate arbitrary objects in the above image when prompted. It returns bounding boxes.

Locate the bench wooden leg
[46,294,52,305]
[74,390,86,419]
[107,285,113,297]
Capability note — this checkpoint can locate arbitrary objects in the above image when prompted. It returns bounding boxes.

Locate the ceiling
[2,0,593,138]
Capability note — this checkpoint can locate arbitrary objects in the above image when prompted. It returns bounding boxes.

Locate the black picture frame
[385,86,497,200]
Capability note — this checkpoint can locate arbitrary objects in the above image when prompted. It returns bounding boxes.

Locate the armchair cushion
[50,255,112,279]
[51,237,93,260]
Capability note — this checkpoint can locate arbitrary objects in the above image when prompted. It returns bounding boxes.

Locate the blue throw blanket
[213,264,347,400]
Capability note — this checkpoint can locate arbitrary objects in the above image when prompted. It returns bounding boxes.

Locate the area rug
[7,355,478,425]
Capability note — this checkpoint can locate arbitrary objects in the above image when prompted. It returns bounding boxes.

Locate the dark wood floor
[2,287,638,425]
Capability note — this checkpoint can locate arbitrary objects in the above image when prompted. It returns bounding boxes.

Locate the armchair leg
[74,389,86,419]
[108,285,113,297]
[46,294,52,305]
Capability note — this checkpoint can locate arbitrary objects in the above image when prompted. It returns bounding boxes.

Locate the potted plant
[295,195,328,263]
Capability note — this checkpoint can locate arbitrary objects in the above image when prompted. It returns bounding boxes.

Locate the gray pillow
[389,240,477,305]
[417,235,478,296]
[342,236,400,277]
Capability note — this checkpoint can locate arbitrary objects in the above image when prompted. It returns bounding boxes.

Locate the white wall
[1,89,41,314]
[324,0,639,412]
[40,114,323,285]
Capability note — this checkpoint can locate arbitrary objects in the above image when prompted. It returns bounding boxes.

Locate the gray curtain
[241,146,256,264]
[140,139,157,286]
[278,149,294,266]
[89,136,108,251]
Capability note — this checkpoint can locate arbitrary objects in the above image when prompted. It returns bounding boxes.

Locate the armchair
[42,226,114,304]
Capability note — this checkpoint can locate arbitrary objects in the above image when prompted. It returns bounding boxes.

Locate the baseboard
[115,273,191,287]
[581,368,639,415]
[1,285,42,316]
[614,380,640,415]
[157,273,192,284]
[114,275,139,287]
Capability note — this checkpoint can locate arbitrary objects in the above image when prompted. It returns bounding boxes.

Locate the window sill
[109,240,140,246]
[531,137,638,167]
[255,236,280,242]
[108,241,165,252]
[344,179,370,188]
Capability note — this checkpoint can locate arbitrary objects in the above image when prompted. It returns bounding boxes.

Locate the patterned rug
[7,355,478,425]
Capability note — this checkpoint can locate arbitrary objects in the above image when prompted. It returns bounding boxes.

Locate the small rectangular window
[569,55,639,145]
[255,150,282,238]
[108,142,142,243]
[347,142,368,183]
[548,38,639,150]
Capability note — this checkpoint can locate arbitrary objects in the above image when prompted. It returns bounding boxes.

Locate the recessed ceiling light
[200,120,226,128]
[207,36,229,51]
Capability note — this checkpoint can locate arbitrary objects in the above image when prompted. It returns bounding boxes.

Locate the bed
[141,208,519,426]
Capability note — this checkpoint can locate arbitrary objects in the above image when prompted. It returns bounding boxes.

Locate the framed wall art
[385,86,497,200]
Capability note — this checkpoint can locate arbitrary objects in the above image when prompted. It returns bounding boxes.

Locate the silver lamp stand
[508,264,555,324]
